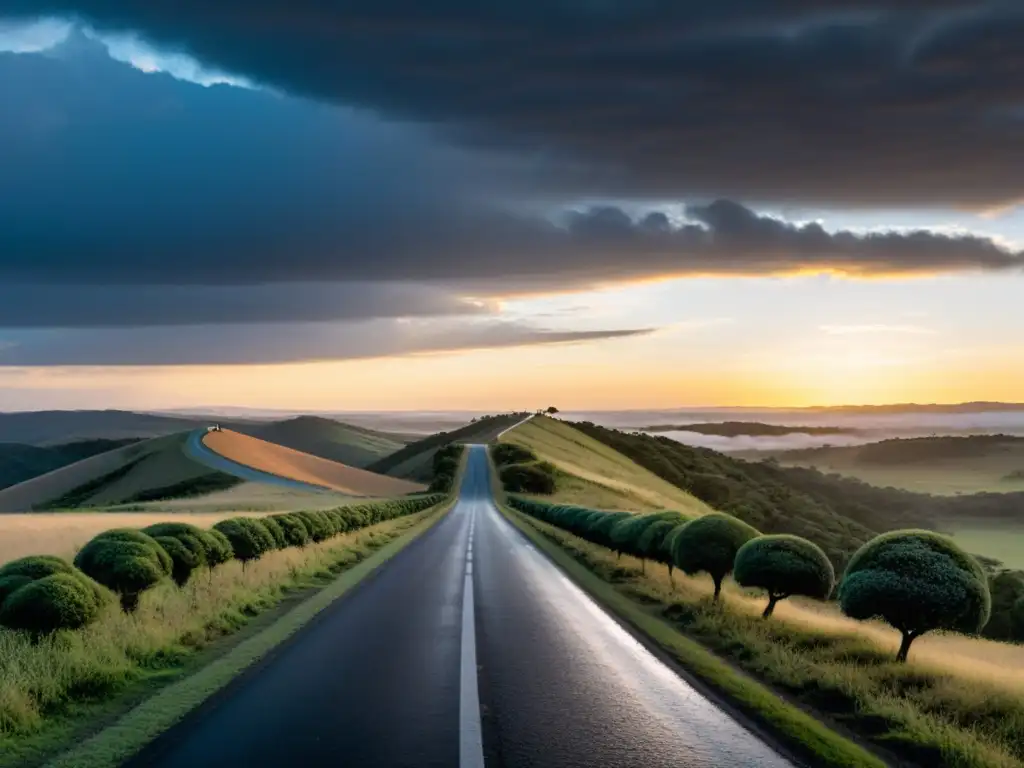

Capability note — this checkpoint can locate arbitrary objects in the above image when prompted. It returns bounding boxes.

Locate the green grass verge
[496,500,887,768]
[39,500,452,768]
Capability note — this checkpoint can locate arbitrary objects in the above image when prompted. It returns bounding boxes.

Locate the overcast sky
[0,3,1022,410]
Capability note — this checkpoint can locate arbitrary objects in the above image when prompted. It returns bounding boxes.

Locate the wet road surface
[125,446,794,768]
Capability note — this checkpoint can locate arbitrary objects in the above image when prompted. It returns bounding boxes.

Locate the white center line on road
[460,511,484,768]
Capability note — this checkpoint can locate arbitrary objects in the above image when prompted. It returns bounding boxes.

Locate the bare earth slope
[203,429,425,497]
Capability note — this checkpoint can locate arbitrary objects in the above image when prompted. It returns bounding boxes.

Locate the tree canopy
[838,530,991,661]
[734,534,835,617]
[670,513,760,600]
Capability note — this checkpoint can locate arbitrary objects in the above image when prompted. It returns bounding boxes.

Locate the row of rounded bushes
[491,444,557,495]
[429,444,465,493]
[0,495,443,637]
[508,497,992,661]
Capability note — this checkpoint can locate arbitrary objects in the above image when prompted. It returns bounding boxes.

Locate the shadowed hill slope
[0,438,139,490]
[0,433,239,511]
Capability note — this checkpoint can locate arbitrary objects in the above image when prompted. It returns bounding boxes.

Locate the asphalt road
[126,446,794,768]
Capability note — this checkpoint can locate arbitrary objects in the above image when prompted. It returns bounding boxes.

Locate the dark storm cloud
[1,0,1019,206]
[0,322,652,365]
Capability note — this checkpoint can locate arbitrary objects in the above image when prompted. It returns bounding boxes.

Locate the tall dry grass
[0,513,425,739]
[0,512,268,567]
[525,515,1024,768]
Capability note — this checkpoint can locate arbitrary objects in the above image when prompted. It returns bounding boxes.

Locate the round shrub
[0,574,33,609]
[0,572,105,635]
[734,534,835,618]
[212,518,276,567]
[270,514,311,548]
[671,513,760,600]
[500,463,556,495]
[611,512,685,561]
[259,517,288,550]
[74,529,172,613]
[0,555,75,581]
[0,573,103,638]
[838,530,991,661]
[142,523,209,587]
[204,529,235,569]
[491,443,536,466]
[587,512,632,550]
[636,519,683,577]
[153,536,202,588]
[294,511,332,543]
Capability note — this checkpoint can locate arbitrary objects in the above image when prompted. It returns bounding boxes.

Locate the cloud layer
[0,321,652,365]
[3,1,1022,206]
[1,35,1021,305]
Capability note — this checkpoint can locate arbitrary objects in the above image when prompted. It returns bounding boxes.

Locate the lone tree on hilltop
[671,513,760,601]
[838,530,991,662]
[545,406,560,414]
[734,534,835,618]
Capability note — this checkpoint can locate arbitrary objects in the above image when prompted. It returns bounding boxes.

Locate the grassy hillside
[0,439,138,490]
[35,434,241,510]
[773,435,1024,495]
[0,434,243,512]
[501,417,712,515]
[368,413,523,481]
[245,416,406,468]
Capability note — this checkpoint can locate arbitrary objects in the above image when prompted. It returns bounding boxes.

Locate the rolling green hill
[773,434,1024,495]
[500,416,712,515]
[0,438,139,490]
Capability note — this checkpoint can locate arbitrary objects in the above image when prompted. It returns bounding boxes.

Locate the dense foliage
[568,421,1024,573]
[671,513,760,600]
[491,443,557,495]
[609,511,687,572]
[74,529,172,612]
[0,555,109,634]
[734,535,835,617]
[838,530,991,661]
[429,443,464,493]
[141,522,214,587]
[508,498,689,575]
[854,434,1024,465]
[984,569,1024,642]
[499,462,557,494]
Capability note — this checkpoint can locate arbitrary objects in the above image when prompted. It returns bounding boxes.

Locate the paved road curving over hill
[126,447,793,768]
